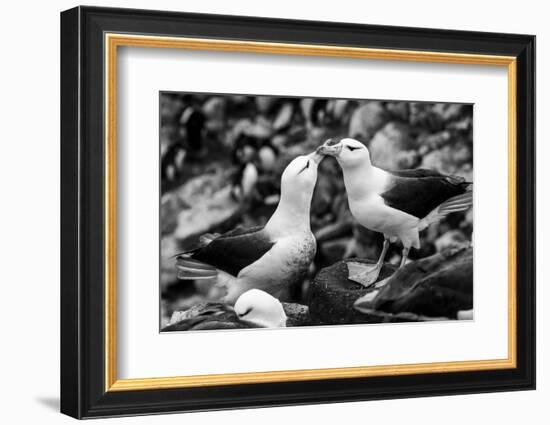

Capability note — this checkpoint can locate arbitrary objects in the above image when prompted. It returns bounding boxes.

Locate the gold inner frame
[104,33,517,392]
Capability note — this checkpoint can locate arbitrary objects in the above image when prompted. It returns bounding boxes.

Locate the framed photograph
[60,6,535,419]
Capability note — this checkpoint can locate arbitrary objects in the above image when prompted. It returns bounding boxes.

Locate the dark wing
[381,171,469,219]
[190,226,275,276]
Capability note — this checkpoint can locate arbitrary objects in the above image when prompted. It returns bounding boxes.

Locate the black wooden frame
[60,5,536,419]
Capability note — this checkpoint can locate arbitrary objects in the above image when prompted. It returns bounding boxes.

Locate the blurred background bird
[318,137,472,287]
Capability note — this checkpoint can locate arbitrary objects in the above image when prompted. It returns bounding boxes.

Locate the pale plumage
[318,137,472,287]
[176,152,322,304]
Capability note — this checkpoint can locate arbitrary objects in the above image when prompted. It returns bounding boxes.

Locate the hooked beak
[317,141,342,158]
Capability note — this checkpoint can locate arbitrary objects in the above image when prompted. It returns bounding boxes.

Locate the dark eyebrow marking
[238,307,253,317]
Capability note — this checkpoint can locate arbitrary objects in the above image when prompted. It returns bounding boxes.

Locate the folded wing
[381,169,470,219]
[177,226,275,278]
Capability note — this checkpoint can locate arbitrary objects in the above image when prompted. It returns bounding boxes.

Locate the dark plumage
[162,303,259,331]
[182,226,274,277]
[382,170,470,219]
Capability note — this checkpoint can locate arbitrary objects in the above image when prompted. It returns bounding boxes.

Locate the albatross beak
[307,150,324,164]
[317,142,342,158]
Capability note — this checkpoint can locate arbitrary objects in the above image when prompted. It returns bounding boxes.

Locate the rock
[314,220,353,243]
[355,247,473,320]
[447,116,472,132]
[311,172,338,216]
[369,122,415,169]
[166,168,242,244]
[255,96,277,114]
[409,103,444,130]
[417,130,452,155]
[385,101,409,121]
[160,192,189,236]
[434,230,469,252]
[420,144,471,174]
[282,303,311,326]
[160,94,184,122]
[432,103,465,123]
[168,301,210,325]
[348,101,388,143]
[225,118,272,148]
[308,259,397,325]
[319,238,352,266]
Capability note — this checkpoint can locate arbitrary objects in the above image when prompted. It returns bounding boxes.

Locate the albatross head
[317,137,371,168]
[280,152,320,199]
[234,289,287,328]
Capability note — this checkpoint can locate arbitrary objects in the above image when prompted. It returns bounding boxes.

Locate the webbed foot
[347,261,382,288]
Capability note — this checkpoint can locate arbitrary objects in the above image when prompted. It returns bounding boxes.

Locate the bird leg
[347,238,390,287]
[400,247,410,268]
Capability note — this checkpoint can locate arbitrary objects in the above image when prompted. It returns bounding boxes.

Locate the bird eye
[346,145,360,151]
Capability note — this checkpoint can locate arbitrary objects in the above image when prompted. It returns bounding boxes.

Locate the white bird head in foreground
[317,137,371,168]
[279,151,323,205]
[234,289,288,328]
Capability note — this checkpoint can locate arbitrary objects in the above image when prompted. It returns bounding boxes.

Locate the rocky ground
[159,93,473,327]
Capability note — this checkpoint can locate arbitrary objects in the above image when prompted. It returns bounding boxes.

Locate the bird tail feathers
[175,256,218,280]
[419,191,473,230]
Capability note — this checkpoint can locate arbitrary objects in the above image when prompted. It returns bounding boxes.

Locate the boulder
[348,101,388,143]
[171,170,242,244]
[420,144,471,174]
[369,122,416,169]
[308,259,397,324]
[434,230,469,252]
[282,303,311,326]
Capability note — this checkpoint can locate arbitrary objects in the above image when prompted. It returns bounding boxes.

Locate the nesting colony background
[160,93,473,328]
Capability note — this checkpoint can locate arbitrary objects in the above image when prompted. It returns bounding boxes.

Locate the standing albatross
[176,152,322,304]
[318,137,472,287]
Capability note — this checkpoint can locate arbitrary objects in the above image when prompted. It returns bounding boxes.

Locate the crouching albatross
[318,137,472,287]
[176,152,322,304]
[163,289,288,331]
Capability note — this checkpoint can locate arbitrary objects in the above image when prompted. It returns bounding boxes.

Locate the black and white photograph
[159,93,474,331]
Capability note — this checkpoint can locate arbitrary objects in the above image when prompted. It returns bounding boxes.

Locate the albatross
[163,289,288,331]
[318,137,472,287]
[176,152,322,304]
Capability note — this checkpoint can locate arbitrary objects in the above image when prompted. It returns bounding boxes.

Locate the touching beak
[307,150,325,164]
[317,142,342,158]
